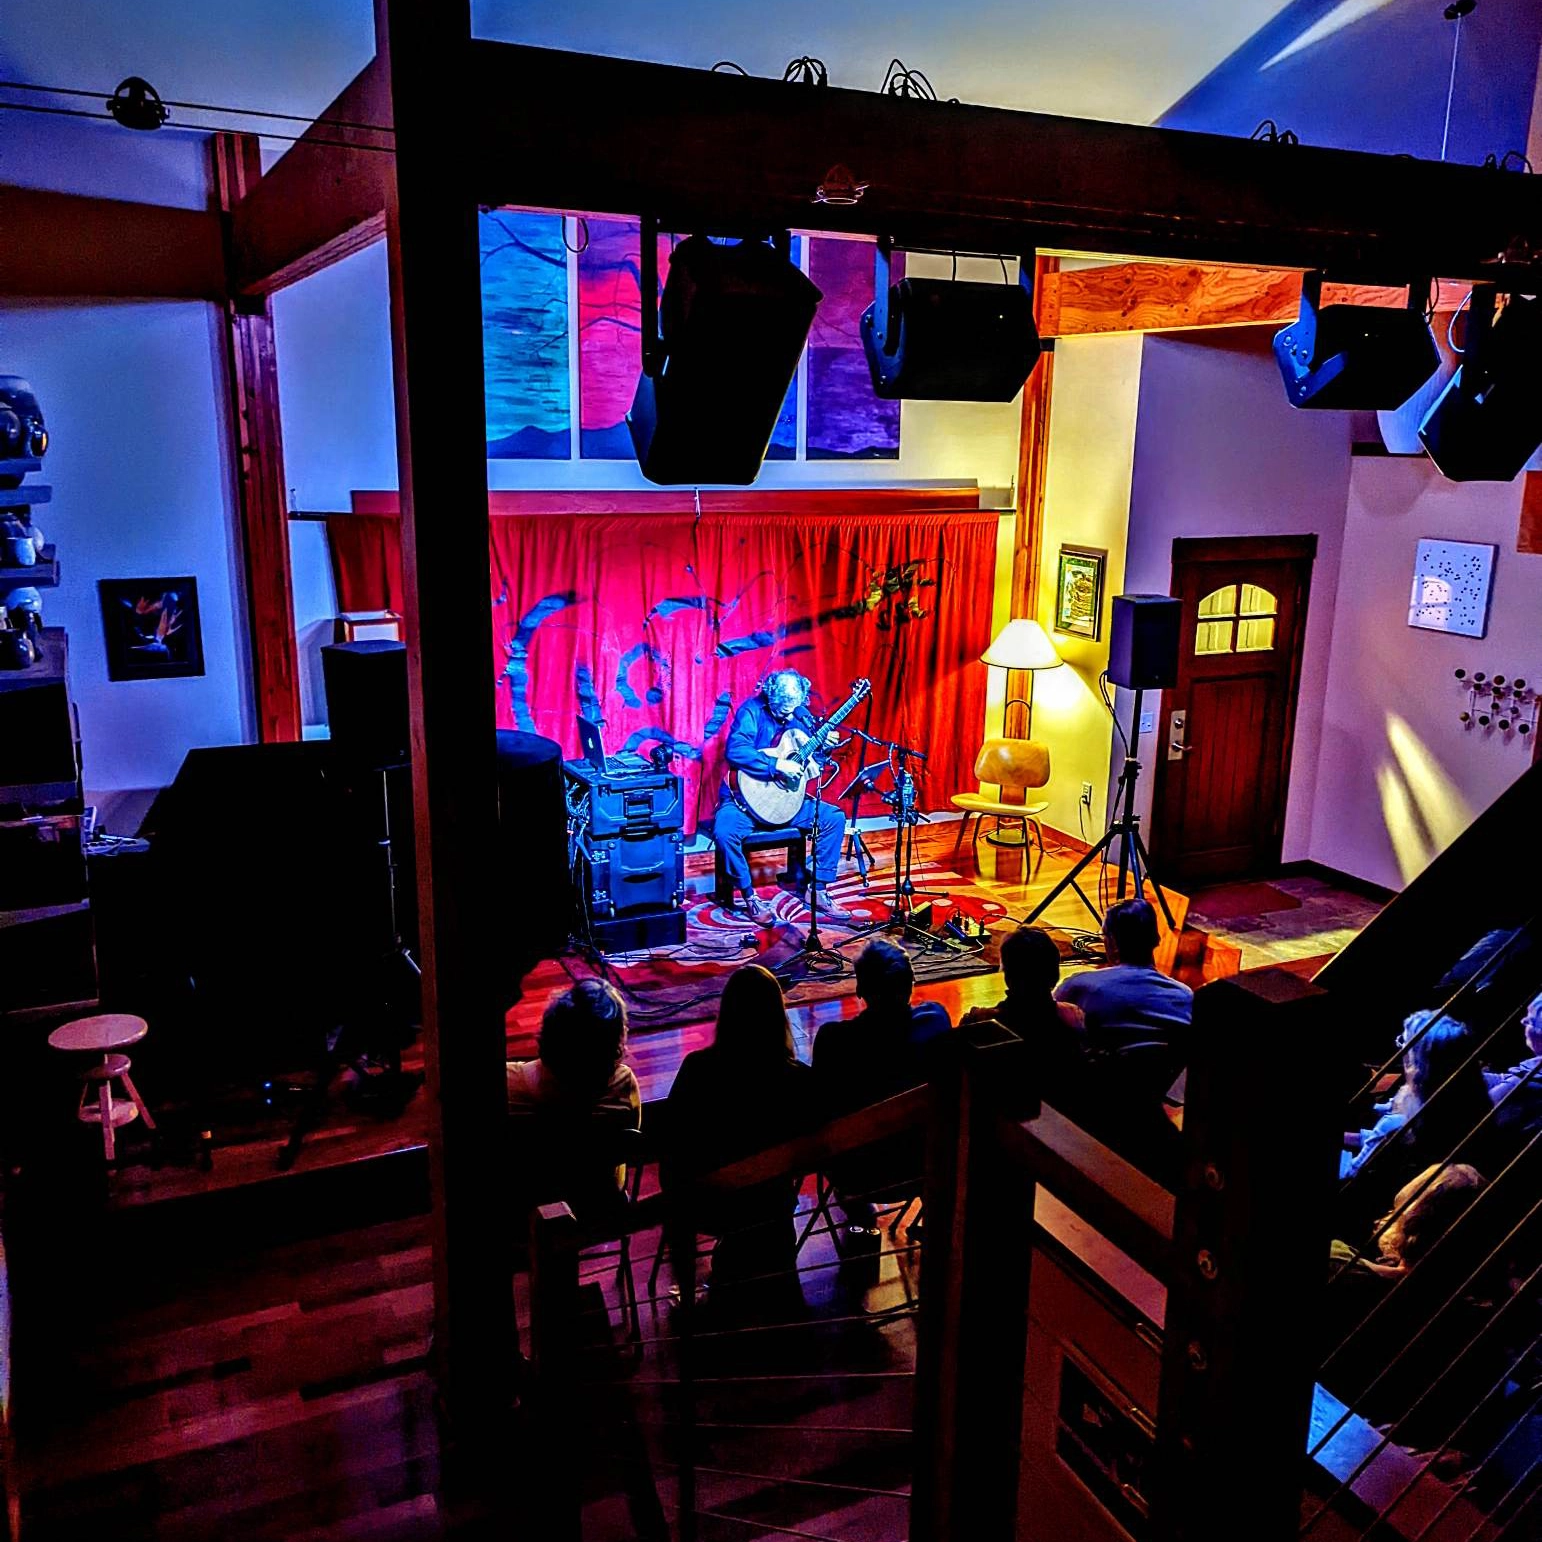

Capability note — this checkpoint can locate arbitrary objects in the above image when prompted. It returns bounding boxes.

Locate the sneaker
[742,892,772,924]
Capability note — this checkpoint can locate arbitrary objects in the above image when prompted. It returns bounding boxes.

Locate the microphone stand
[834,749,888,886]
[793,776,844,975]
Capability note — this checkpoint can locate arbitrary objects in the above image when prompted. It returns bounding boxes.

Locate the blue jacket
[721,694,819,801]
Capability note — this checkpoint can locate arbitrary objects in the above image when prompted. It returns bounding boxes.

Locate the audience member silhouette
[812,940,951,1246]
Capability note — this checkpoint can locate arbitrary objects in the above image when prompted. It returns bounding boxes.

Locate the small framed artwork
[1407,539,1496,638]
[1055,544,1106,640]
[98,577,205,680]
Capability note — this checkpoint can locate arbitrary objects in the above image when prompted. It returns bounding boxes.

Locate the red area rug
[556,859,1011,1032]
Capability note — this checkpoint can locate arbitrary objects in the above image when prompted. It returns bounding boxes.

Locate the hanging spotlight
[861,240,1041,402]
[106,77,170,131]
[628,221,821,485]
[1419,285,1542,481]
[1272,272,1440,410]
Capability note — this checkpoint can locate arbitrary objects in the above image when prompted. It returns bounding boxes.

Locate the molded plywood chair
[951,738,1052,865]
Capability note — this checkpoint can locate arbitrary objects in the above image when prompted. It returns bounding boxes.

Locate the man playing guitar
[717,670,861,926]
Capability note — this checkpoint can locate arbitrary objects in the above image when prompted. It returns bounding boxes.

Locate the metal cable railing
[1301,918,1542,1540]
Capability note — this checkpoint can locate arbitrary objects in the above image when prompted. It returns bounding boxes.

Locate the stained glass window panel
[806,237,901,460]
[479,210,570,459]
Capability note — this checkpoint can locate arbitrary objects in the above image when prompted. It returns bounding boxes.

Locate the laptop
[576,716,650,774]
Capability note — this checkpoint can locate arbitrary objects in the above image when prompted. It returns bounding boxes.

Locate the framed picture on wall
[1407,539,1496,638]
[98,577,205,680]
[1055,544,1106,640]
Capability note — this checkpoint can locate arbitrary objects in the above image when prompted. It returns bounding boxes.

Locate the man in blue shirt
[716,670,854,924]
[1054,898,1193,1053]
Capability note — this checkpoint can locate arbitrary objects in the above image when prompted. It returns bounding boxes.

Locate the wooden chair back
[973,737,1050,792]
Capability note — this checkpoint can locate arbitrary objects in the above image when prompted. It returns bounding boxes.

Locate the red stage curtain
[327,496,997,832]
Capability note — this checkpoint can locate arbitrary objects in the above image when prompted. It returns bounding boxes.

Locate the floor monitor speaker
[1107,595,1181,690]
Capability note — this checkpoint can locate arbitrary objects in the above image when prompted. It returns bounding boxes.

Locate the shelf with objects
[0,377,97,1020]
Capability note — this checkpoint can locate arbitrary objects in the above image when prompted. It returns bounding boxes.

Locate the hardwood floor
[3,826,1383,1541]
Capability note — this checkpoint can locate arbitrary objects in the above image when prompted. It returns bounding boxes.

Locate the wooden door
[1150,535,1315,888]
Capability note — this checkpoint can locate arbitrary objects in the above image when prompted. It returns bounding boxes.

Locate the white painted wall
[0,299,252,831]
[1124,331,1352,863]
[1311,463,1542,892]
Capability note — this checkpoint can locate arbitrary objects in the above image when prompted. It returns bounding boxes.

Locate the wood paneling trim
[213,134,301,744]
[0,186,225,301]
[226,56,393,296]
[349,487,990,517]
[1038,264,1471,340]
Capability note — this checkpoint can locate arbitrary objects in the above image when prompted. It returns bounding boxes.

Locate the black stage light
[1272,272,1440,410]
[628,226,821,485]
[861,241,1041,402]
[1419,286,1542,482]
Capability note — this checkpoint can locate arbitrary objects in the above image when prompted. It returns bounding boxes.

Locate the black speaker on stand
[1023,596,1181,933]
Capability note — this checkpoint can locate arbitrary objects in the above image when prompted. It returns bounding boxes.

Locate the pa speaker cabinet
[322,641,409,771]
[862,277,1041,402]
[628,234,821,485]
[1107,595,1181,690]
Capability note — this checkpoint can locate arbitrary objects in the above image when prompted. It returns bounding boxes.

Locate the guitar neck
[795,690,864,765]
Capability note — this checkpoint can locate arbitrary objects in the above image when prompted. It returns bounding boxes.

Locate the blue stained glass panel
[480,209,570,459]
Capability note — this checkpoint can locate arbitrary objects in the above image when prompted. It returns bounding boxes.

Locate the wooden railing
[528,974,1348,1542]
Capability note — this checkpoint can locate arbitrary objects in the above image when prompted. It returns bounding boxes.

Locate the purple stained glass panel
[806,237,901,460]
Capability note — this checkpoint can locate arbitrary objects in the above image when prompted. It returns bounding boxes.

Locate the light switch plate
[1139,710,1155,734]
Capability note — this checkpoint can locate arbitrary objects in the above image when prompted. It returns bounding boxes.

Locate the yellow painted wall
[1027,333,1145,840]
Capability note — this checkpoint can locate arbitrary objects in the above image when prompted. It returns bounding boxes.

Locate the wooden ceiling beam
[1038,264,1472,339]
[461,42,1542,286]
[0,186,225,300]
[226,54,393,296]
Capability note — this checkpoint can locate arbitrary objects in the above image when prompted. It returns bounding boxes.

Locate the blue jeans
[713,794,844,899]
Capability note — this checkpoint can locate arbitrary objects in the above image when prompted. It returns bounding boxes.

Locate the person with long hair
[507,978,641,1221]
[666,965,816,1293]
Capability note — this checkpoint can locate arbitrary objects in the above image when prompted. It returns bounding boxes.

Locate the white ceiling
[2,0,1298,139]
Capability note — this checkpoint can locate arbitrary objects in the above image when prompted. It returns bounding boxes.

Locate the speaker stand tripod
[277,763,424,1170]
[1020,687,1176,934]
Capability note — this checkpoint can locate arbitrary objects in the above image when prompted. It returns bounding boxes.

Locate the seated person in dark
[506,978,641,1224]
[961,925,1086,1115]
[1054,898,1193,1055]
[666,965,817,1287]
[1343,1013,1496,1183]
[1323,1163,1511,1454]
[812,939,951,1244]
[1053,900,1189,1183]
[1487,988,1542,1147]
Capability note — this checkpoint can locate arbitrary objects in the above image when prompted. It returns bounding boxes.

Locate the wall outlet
[1139,710,1155,734]
[1080,781,1094,807]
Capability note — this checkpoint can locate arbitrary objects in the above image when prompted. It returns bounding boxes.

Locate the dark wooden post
[383,0,514,1420]
[528,1202,582,1541]
[1151,970,1346,1542]
[912,1020,1038,1541]
[212,132,301,744]
[1006,255,1059,741]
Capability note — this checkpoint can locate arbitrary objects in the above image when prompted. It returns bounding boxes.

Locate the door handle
[1167,709,1190,761]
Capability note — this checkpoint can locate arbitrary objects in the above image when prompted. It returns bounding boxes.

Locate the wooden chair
[950,738,1052,864]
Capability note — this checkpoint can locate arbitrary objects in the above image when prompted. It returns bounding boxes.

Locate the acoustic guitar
[732,678,872,827]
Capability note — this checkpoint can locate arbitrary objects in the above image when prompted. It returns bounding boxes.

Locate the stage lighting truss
[861,238,1043,402]
[1272,270,1441,411]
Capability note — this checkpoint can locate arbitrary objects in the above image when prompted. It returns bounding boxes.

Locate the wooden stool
[47,1013,156,1163]
[713,831,808,907]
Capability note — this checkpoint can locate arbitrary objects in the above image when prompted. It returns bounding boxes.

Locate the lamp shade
[981,618,1062,671]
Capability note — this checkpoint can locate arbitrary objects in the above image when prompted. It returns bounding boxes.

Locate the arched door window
[1195,583,1277,655]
